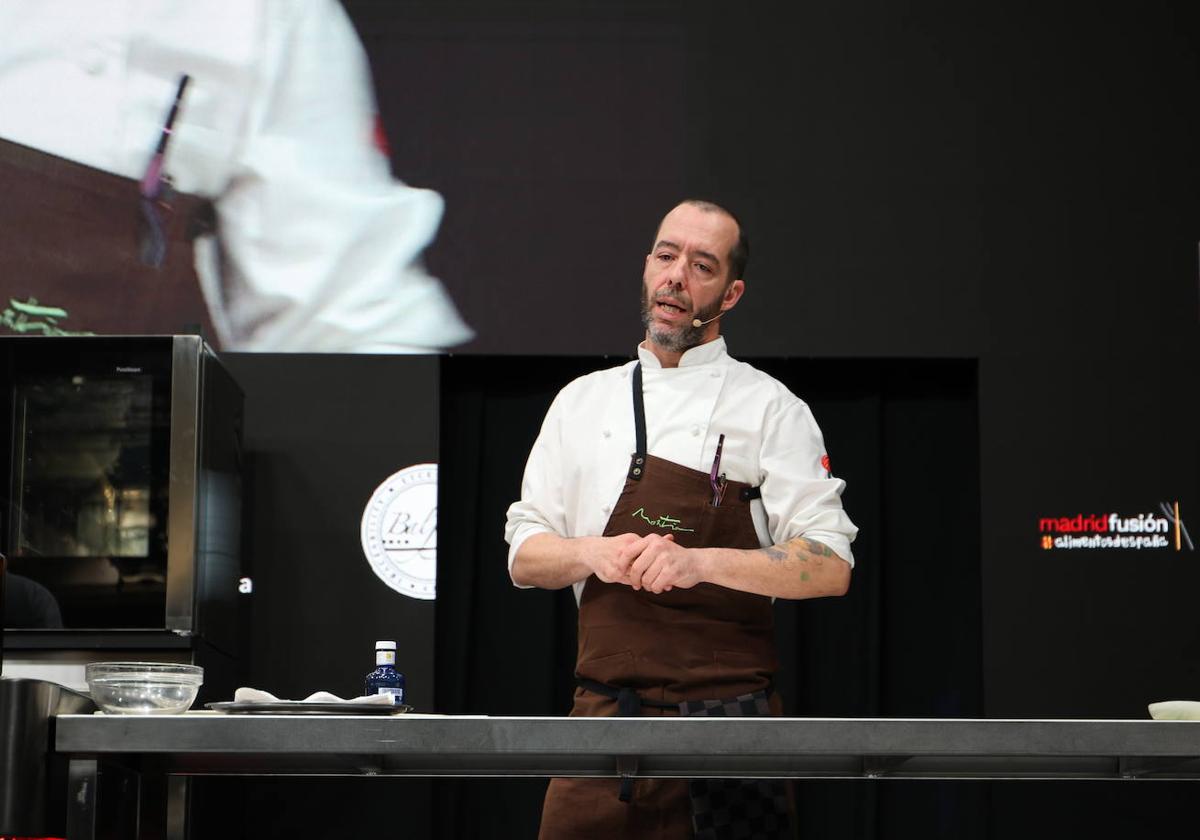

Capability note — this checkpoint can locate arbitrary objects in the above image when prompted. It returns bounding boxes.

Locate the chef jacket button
[602,430,611,438]
[602,505,611,514]
[691,426,701,436]
[711,371,721,378]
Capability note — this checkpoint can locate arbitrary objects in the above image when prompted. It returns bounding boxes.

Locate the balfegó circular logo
[361,464,438,600]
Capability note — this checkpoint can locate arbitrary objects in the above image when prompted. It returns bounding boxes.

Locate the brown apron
[0,136,216,341]
[539,362,792,840]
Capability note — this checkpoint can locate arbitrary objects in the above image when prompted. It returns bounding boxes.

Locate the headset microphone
[692,313,724,328]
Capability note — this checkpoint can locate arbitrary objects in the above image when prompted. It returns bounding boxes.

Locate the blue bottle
[364,640,405,706]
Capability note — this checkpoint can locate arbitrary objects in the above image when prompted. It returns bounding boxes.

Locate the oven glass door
[4,344,173,630]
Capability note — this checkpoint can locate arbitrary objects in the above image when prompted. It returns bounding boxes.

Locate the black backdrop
[193,1,1200,837]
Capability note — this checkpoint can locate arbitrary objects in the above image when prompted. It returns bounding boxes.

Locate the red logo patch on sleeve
[820,454,832,474]
[372,115,391,158]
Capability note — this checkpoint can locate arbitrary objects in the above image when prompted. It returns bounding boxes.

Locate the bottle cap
[374,640,397,651]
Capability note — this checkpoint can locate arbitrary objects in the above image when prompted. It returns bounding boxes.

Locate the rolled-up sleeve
[504,388,569,585]
[758,395,858,567]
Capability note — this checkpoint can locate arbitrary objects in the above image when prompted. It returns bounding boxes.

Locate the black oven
[0,335,242,654]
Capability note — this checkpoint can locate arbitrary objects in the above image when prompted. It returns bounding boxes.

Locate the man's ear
[720,278,745,312]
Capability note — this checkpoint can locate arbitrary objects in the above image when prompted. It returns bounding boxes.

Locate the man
[504,199,858,839]
[0,0,471,351]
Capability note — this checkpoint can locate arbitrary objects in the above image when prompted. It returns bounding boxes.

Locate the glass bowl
[85,662,204,715]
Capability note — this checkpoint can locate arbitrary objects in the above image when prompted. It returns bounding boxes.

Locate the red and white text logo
[1038,501,1192,551]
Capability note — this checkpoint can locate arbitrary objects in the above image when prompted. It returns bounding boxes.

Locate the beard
[640,286,723,354]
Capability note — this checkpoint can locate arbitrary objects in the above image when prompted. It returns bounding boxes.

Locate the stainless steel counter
[54,714,1200,839]
[57,713,1200,779]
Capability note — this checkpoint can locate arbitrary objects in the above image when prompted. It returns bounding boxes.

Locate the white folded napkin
[1148,700,1200,720]
[233,687,395,706]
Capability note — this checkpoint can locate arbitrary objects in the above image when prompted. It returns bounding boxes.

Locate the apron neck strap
[631,362,647,456]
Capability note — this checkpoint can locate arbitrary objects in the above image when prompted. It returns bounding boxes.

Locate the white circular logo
[360,464,438,600]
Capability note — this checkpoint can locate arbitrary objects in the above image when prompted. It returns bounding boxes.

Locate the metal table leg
[166,776,188,840]
[65,757,98,840]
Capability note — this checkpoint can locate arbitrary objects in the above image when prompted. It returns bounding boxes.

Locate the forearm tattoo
[762,537,834,583]
[763,546,788,564]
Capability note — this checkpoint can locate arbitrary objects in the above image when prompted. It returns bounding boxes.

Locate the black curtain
[435,355,984,839]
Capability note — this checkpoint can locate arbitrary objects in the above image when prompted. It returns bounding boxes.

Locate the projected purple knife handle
[140,74,191,198]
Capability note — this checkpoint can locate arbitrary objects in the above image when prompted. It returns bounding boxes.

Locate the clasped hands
[588,532,706,594]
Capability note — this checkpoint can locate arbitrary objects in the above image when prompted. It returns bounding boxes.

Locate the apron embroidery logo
[631,506,695,532]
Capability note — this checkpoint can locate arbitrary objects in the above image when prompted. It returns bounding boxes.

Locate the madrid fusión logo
[1038,501,1193,551]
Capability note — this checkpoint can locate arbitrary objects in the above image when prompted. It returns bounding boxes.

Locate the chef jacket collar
[636,336,729,370]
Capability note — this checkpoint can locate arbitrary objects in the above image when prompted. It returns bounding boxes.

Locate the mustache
[653,291,691,309]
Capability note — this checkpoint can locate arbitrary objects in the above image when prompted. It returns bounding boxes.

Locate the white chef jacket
[0,0,472,352]
[504,338,858,601]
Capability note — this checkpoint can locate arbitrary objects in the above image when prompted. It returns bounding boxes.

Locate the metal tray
[206,701,412,715]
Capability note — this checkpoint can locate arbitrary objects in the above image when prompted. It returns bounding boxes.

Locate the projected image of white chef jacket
[0,0,473,352]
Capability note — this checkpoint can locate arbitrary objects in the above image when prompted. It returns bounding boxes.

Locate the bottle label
[375,686,405,705]
[376,650,396,665]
